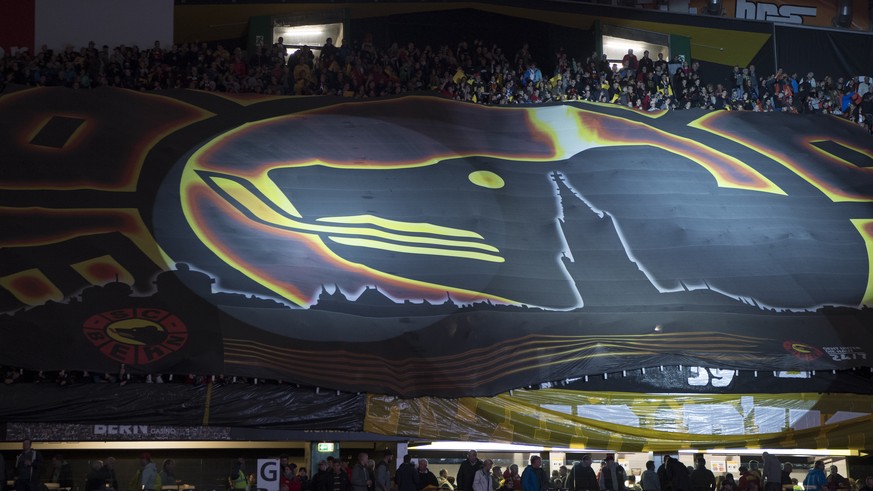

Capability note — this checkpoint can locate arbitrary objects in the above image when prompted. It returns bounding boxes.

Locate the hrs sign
[735,0,817,24]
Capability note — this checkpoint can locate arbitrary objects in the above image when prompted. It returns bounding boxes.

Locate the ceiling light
[677,448,861,457]
[408,442,609,452]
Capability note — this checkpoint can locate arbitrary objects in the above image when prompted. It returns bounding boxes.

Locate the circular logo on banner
[83,308,188,365]
[783,341,824,361]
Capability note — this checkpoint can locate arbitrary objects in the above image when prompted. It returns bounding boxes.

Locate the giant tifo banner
[1,86,872,397]
[689,0,869,29]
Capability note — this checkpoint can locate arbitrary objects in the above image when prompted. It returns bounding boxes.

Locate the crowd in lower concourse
[5,434,873,491]
[448,450,872,491]
[1,36,871,134]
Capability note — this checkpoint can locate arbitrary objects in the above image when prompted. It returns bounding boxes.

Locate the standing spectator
[861,86,873,134]
[622,49,638,75]
[320,38,338,65]
[369,460,377,491]
[279,468,301,491]
[553,467,568,490]
[282,464,302,491]
[230,458,250,491]
[474,460,494,491]
[522,456,548,491]
[780,464,794,491]
[640,461,660,491]
[503,466,522,491]
[740,466,762,491]
[719,475,737,491]
[731,66,744,98]
[15,440,43,491]
[515,43,532,68]
[457,451,484,491]
[329,461,351,491]
[375,451,394,491]
[656,458,671,491]
[312,461,331,491]
[352,453,372,491]
[299,467,310,491]
[85,461,105,491]
[825,467,848,491]
[690,459,715,491]
[802,462,826,491]
[638,50,653,75]
[438,470,454,491]
[761,453,781,491]
[748,65,760,97]
[857,477,873,491]
[96,457,118,491]
[397,455,418,491]
[492,467,504,491]
[566,455,599,491]
[274,37,286,64]
[598,456,626,491]
[50,454,74,489]
[654,53,668,74]
[856,76,870,96]
[666,457,690,491]
[160,459,177,487]
[415,459,438,491]
[140,453,159,491]
[523,62,542,88]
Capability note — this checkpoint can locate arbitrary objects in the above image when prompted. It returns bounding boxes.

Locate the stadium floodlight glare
[284,26,326,37]
[706,0,724,15]
[834,0,853,27]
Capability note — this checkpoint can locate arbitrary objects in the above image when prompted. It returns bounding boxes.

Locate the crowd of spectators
[1,36,871,133]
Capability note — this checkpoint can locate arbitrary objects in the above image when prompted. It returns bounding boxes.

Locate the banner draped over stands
[774,25,873,85]
[364,390,873,450]
[0,383,365,430]
[1,86,873,398]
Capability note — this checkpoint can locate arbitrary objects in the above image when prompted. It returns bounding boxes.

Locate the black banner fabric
[2,86,873,397]
[775,25,873,80]
[0,383,365,430]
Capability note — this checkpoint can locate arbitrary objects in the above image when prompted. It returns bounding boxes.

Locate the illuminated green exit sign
[317,443,335,452]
